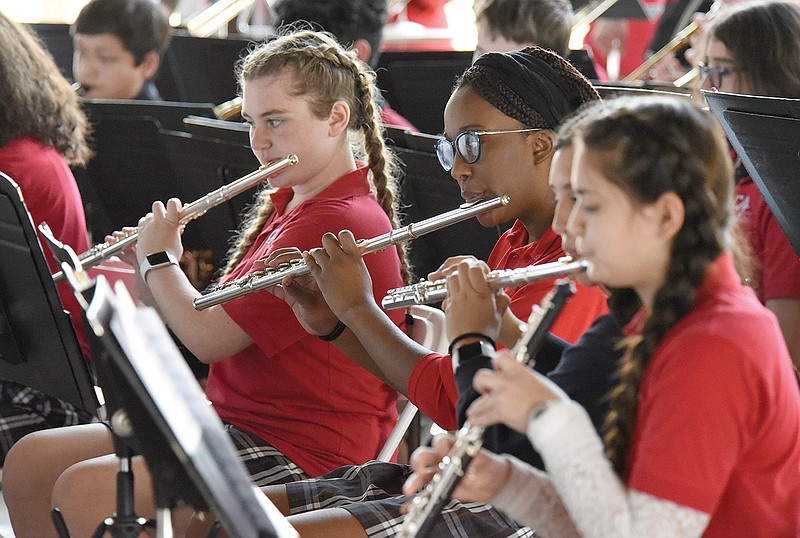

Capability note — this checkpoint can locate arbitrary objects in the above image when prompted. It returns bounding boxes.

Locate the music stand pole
[39,231,156,538]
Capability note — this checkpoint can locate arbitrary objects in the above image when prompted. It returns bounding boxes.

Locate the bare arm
[135,199,253,364]
[301,231,434,395]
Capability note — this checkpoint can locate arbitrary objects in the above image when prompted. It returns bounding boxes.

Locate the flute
[52,155,298,282]
[399,279,576,538]
[192,196,511,310]
[381,257,588,310]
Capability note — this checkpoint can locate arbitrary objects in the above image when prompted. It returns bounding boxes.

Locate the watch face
[147,251,171,265]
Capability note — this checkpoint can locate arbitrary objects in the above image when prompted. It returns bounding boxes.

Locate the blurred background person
[71,0,171,100]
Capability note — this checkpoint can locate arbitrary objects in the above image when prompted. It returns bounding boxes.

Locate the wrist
[527,399,557,430]
[451,338,496,371]
[448,332,495,357]
[318,320,346,342]
[139,251,179,283]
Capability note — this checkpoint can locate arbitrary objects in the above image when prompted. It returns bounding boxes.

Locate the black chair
[0,172,98,414]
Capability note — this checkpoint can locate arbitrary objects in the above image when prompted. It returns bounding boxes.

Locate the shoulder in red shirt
[208,164,405,476]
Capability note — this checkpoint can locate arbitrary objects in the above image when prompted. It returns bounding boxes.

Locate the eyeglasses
[697,61,740,89]
[434,128,544,171]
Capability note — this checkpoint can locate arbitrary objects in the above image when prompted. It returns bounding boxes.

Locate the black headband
[470,47,579,129]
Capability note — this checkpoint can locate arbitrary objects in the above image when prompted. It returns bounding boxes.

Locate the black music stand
[0,172,98,413]
[182,115,251,146]
[376,51,473,135]
[703,90,800,258]
[156,32,255,104]
[82,99,216,133]
[27,22,73,79]
[75,102,214,247]
[158,128,261,270]
[51,256,297,538]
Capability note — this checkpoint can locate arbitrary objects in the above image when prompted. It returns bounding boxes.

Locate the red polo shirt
[208,164,404,476]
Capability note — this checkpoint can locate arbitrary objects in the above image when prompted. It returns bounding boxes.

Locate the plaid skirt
[224,423,310,486]
[0,380,94,466]
[284,460,535,538]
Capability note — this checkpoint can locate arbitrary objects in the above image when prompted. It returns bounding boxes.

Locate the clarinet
[192,196,511,310]
[382,257,588,310]
[399,279,576,538]
[52,155,298,282]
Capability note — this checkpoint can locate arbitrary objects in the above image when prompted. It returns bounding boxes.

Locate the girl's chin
[475,209,506,229]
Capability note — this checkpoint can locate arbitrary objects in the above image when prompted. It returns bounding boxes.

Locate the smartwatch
[140,251,179,282]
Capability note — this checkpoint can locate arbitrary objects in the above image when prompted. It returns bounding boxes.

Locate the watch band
[140,251,179,282]
[451,339,496,371]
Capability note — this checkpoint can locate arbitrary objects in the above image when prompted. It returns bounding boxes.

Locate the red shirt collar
[269,162,371,214]
[622,251,738,336]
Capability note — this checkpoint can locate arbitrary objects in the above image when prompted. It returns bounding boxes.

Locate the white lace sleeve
[490,400,711,538]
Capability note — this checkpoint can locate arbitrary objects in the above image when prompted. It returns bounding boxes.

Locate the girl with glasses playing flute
[3,29,409,537]
[186,46,612,538]
[406,95,800,537]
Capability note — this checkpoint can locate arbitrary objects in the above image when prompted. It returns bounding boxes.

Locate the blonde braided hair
[222,29,410,283]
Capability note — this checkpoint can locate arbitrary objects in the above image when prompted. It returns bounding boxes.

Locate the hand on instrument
[105,226,139,268]
[103,227,157,304]
[427,254,481,282]
[467,351,564,433]
[135,198,185,268]
[258,248,340,336]
[302,230,376,321]
[444,259,509,342]
[402,434,512,504]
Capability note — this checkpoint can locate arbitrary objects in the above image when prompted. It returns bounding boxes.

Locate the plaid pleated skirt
[284,460,536,538]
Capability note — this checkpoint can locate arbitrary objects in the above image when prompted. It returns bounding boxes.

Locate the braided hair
[222,29,410,283]
[573,96,733,474]
[459,46,600,130]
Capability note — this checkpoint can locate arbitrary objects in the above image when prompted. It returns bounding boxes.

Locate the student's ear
[529,129,555,165]
[351,38,372,65]
[138,51,161,80]
[328,100,351,137]
[651,191,685,240]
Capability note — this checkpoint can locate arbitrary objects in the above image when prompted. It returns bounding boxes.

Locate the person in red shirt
[407,95,800,537]
[3,29,409,538]
[698,0,800,368]
[0,12,96,467]
[189,46,610,538]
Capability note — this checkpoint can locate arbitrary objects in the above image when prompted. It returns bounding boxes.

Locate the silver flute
[192,196,511,310]
[52,155,298,282]
[399,279,576,538]
[382,257,589,310]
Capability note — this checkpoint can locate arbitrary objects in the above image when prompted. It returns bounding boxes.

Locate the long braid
[353,59,411,284]
[221,29,411,282]
[222,189,274,276]
[576,97,733,474]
